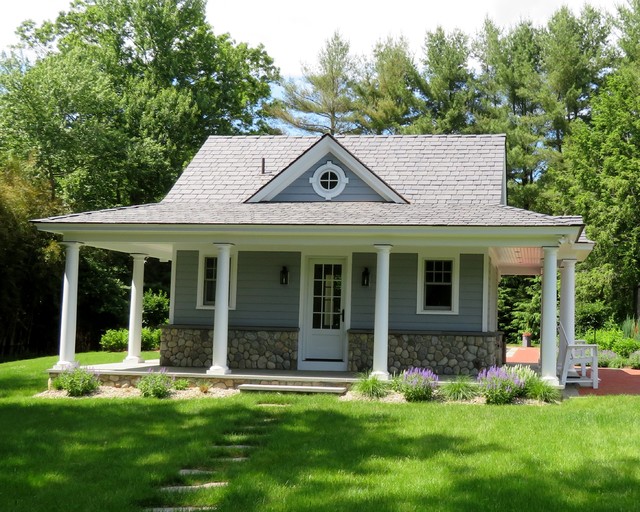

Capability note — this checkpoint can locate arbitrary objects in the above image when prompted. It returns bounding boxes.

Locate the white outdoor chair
[558,324,599,389]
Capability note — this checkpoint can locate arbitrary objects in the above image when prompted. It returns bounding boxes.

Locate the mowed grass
[1,354,639,511]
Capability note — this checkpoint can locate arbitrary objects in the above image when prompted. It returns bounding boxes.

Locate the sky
[0,0,621,76]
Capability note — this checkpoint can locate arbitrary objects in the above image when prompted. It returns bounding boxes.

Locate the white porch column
[558,259,577,369]
[207,243,233,375]
[55,241,82,370]
[541,246,559,384]
[124,254,146,364]
[372,244,392,380]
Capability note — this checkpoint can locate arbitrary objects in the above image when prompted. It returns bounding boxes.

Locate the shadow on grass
[0,397,267,512]
[216,400,640,512]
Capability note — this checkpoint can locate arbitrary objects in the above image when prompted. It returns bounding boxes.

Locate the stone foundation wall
[348,331,504,376]
[160,326,298,370]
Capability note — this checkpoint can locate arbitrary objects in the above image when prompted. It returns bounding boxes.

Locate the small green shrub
[353,373,389,399]
[505,364,538,398]
[400,367,438,402]
[477,366,525,405]
[580,329,624,351]
[628,351,640,369]
[609,356,628,369]
[173,378,190,390]
[100,327,161,351]
[611,339,640,359]
[440,375,478,401]
[143,289,170,328]
[525,378,561,403]
[141,327,161,351]
[100,328,128,351]
[137,370,172,398]
[55,367,100,397]
[598,350,618,368]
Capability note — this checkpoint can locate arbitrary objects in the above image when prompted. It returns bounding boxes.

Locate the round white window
[309,161,349,200]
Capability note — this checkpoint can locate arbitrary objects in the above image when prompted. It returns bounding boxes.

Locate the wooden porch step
[238,384,347,394]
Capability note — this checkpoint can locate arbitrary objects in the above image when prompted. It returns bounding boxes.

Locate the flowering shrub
[477,366,525,405]
[55,367,100,397]
[597,350,618,368]
[400,367,438,402]
[137,369,172,398]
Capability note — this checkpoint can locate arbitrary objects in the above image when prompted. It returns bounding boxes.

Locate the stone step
[146,507,217,512]
[179,469,216,476]
[211,445,255,449]
[161,482,228,492]
[239,384,347,394]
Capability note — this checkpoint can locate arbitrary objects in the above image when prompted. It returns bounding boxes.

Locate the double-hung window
[418,255,459,314]
[196,252,237,309]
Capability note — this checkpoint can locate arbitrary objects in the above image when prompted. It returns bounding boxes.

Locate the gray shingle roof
[162,134,505,205]
[35,134,584,230]
[37,202,583,227]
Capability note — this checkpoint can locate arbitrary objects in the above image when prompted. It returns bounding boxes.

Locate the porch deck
[48,360,360,390]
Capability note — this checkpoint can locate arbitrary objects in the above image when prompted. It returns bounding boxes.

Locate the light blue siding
[172,250,300,327]
[173,250,483,332]
[272,153,385,202]
[350,253,484,331]
[350,253,377,329]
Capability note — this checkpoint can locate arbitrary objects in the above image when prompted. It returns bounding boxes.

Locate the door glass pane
[312,263,342,330]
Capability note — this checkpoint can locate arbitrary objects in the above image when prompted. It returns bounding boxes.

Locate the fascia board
[39,222,583,239]
[48,225,581,251]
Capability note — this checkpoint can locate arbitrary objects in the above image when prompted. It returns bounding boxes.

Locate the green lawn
[1,354,639,511]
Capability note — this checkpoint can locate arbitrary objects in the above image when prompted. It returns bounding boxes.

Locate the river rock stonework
[348,331,504,376]
[160,326,298,370]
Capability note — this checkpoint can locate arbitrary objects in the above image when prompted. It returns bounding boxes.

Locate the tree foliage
[0,0,278,355]
[269,31,357,134]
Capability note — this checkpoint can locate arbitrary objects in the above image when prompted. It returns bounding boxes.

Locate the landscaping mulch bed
[35,386,240,399]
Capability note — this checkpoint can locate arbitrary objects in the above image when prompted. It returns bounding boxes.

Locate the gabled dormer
[246,134,407,203]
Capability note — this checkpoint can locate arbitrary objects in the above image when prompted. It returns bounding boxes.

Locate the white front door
[300,259,347,370]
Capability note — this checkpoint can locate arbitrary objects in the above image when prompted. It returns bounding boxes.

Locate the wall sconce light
[361,267,370,287]
[280,266,289,285]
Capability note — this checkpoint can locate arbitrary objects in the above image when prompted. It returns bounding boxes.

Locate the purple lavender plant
[400,367,439,402]
[477,366,525,404]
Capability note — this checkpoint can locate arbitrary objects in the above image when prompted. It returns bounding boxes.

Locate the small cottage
[35,134,593,384]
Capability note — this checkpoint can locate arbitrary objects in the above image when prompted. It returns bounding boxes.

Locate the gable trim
[246,134,408,204]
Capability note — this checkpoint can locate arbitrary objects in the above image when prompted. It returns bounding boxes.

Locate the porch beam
[124,254,146,364]
[372,244,392,380]
[541,246,559,384]
[55,241,82,370]
[207,243,233,375]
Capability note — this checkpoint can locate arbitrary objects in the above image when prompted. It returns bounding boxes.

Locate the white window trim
[196,251,238,310]
[416,253,460,315]
[309,161,349,200]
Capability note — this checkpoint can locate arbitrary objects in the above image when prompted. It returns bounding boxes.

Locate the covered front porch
[46,229,591,388]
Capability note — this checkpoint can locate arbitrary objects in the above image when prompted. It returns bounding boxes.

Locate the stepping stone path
[147,508,217,512]
[161,482,228,492]
[147,409,282,512]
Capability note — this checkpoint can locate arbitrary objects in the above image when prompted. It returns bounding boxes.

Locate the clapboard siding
[350,253,377,328]
[272,153,385,202]
[173,250,483,331]
[172,250,300,327]
[232,251,300,326]
[349,253,484,331]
